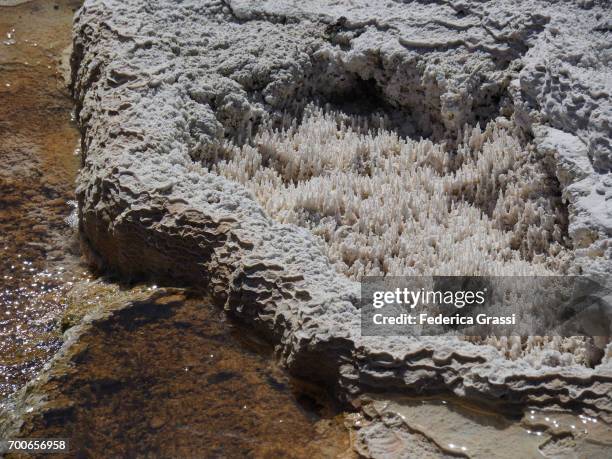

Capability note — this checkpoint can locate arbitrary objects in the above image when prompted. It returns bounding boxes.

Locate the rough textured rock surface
[67,0,611,423]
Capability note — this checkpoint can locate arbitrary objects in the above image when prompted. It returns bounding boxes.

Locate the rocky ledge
[17,0,612,430]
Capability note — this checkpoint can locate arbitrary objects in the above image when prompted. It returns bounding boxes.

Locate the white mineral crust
[68,0,611,420]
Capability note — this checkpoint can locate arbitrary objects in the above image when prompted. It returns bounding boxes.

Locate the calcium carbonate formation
[69,0,611,414]
[212,105,571,278]
[3,0,611,446]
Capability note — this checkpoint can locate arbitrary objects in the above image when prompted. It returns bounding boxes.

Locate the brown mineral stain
[15,293,352,458]
[0,0,86,397]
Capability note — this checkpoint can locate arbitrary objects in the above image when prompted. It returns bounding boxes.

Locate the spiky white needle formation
[211,105,571,279]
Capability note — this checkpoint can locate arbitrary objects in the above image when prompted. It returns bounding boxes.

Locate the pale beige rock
[66,0,612,425]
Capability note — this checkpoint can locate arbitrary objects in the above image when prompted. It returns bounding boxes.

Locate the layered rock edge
[6,0,611,433]
[71,0,612,416]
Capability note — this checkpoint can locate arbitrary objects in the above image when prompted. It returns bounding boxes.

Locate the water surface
[0,0,85,398]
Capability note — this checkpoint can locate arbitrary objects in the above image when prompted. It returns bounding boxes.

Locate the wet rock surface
[349,395,612,458]
[67,0,612,422]
[0,289,351,458]
[0,0,85,397]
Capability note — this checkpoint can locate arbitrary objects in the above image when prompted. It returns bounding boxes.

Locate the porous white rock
[534,125,612,282]
[66,0,611,423]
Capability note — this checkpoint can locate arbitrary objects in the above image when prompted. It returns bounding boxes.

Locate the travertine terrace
[3,0,611,448]
[70,0,611,412]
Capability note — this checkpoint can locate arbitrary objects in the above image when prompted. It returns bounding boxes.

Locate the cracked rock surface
[63,0,612,428]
